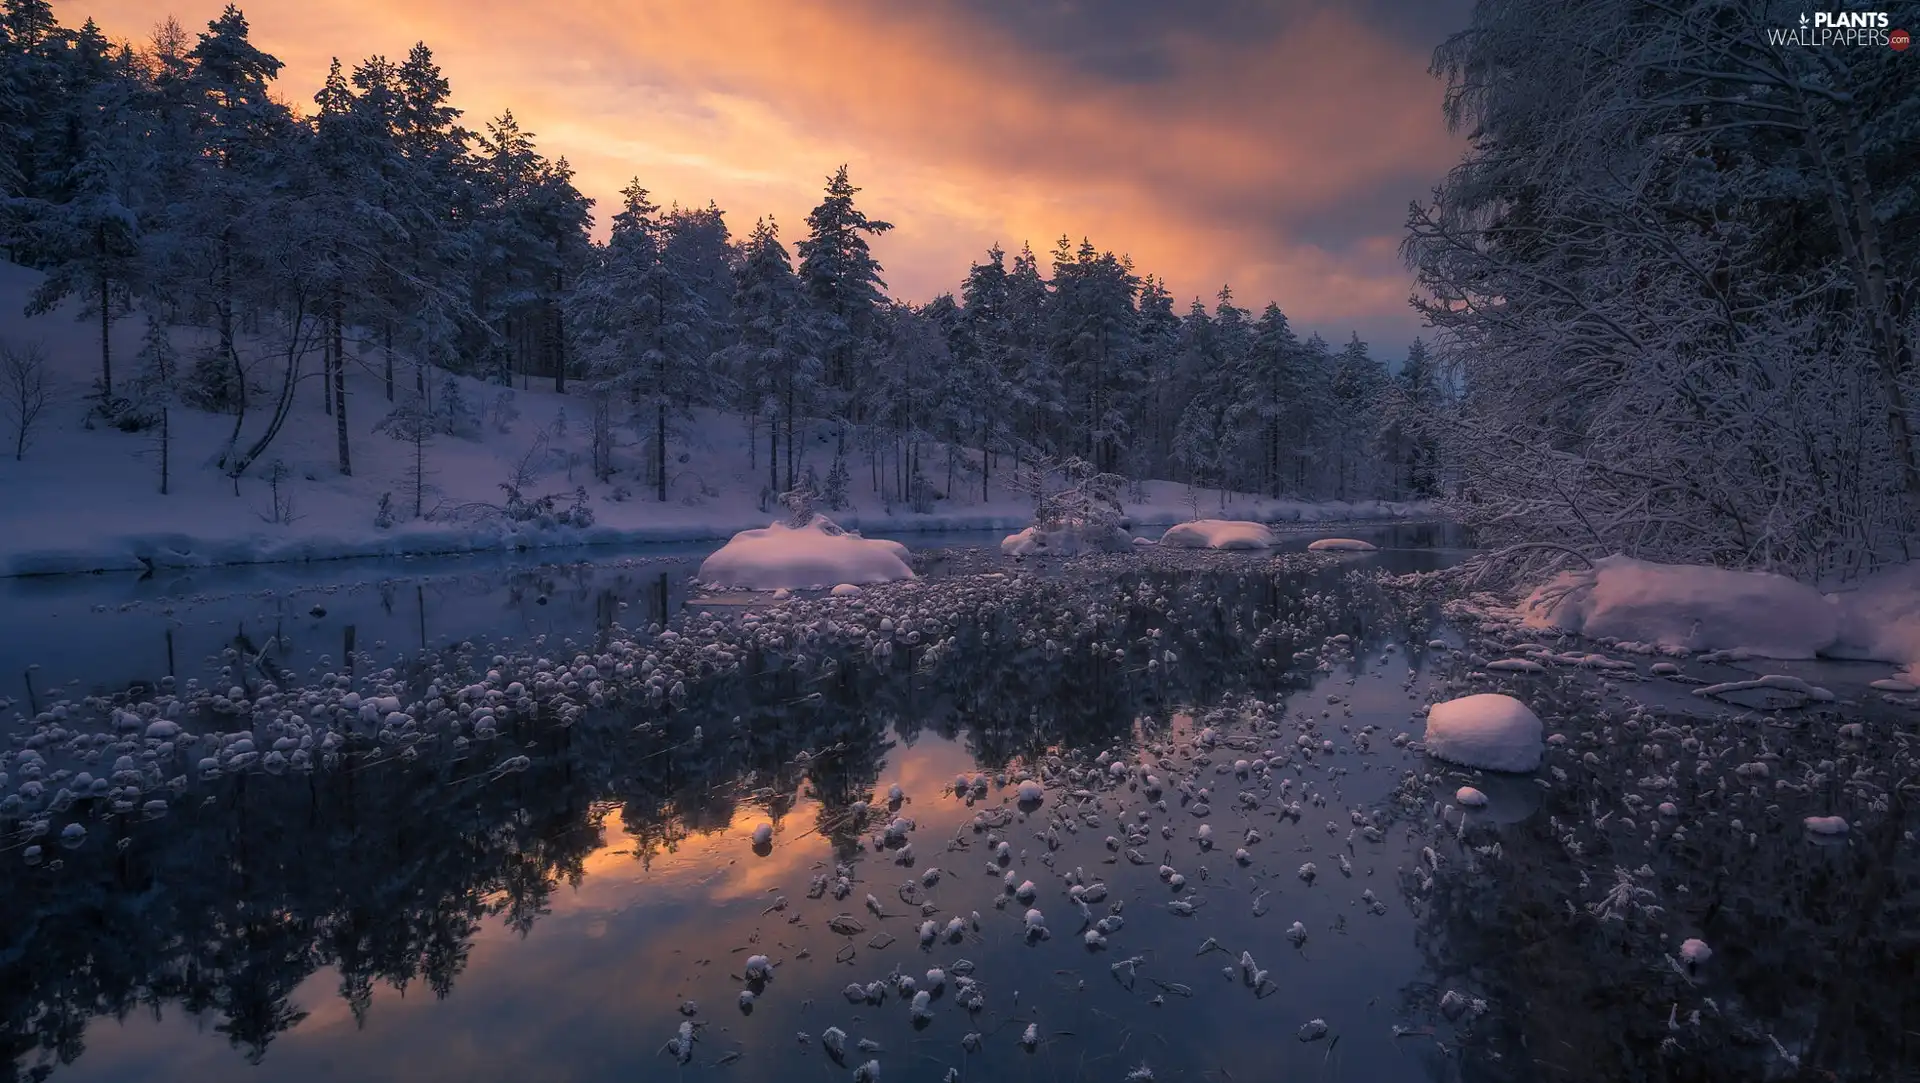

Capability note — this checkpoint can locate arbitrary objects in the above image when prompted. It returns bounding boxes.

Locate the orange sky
[57,0,1470,358]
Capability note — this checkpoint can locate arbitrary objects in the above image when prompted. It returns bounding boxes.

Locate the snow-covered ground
[1521,554,1920,683]
[0,263,1431,577]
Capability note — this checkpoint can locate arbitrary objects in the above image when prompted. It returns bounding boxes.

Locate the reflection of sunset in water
[559,736,992,912]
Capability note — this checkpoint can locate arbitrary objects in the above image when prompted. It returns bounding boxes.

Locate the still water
[1,527,1913,1083]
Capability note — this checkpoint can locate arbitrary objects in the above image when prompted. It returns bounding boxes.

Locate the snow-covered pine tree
[724,216,818,495]
[958,244,1017,499]
[1128,274,1180,480]
[1327,333,1387,501]
[19,34,144,403]
[1046,237,1139,474]
[1002,241,1061,463]
[1247,303,1302,497]
[566,179,714,500]
[796,165,892,450]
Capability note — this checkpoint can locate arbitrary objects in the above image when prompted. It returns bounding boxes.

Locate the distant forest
[0,2,1441,510]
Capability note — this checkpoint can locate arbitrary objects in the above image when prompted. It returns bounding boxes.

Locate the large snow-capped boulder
[1424,694,1544,772]
[1306,537,1378,552]
[1159,520,1275,550]
[1523,555,1836,659]
[699,515,914,590]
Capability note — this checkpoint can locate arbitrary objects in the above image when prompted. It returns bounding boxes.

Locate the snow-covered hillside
[0,264,1429,577]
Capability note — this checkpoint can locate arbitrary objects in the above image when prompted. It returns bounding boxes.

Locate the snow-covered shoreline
[0,506,1444,579]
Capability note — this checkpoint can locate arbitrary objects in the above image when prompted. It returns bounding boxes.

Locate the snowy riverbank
[0,264,1432,577]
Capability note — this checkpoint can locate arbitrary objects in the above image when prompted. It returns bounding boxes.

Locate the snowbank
[1306,537,1379,552]
[1522,556,1837,659]
[696,516,914,590]
[1158,520,1274,550]
[1423,693,1544,772]
[1824,561,1920,679]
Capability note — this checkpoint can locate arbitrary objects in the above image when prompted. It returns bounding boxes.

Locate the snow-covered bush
[822,455,851,511]
[1002,456,1132,554]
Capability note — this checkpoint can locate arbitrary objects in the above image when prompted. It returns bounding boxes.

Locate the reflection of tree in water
[1398,700,1919,1083]
[0,561,1413,1082]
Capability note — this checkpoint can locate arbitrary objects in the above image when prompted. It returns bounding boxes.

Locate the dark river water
[1,524,1913,1083]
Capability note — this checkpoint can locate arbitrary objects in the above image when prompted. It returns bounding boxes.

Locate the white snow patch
[1306,537,1378,552]
[1803,815,1849,836]
[1523,556,1836,659]
[1454,786,1488,807]
[697,515,913,591]
[1158,520,1274,550]
[1680,938,1712,965]
[1423,694,1544,773]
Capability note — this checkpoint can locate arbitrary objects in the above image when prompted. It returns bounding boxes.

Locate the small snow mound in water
[1521,555,1835,658]
[1001,523,1132,557]
[1804,815,1849,836]
[831,583,863,596]
[1016,779,1045,804]
[1306,537,1377,552]
[1159,520,1275,550]
[751,823,773,846]
[1454,786,1488,807]
[1680,938,1712,965]
[1424,694,1544,772]
[697,515,913,590]
[1869,678,1917,693]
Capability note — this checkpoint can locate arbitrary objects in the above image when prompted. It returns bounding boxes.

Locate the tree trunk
[383,319,395,402]
[333,296,351,476]
[656,402,667,502]
[158,406,169,495]
[553,275,567,394]
[981,425,990,502]
[230,305,311,478]
[784,376,795,491]
[96,244,111,397]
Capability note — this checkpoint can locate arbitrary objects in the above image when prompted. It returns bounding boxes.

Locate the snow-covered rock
[698,515,914,590]
[1693,674,1833,710]
[1001,523,1132,557]
[1158,520,1274,550]
[1306,537,1378,552]
[1803,815,1848,836]
[1454,786,1488,808]
[1423,694,1544,772]
[1523,555,1836,659]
